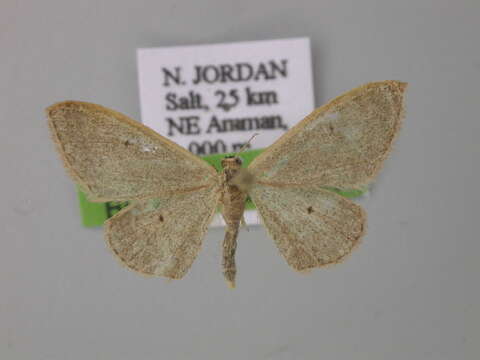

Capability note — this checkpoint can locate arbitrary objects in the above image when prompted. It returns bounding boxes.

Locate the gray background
[1,0,478,359]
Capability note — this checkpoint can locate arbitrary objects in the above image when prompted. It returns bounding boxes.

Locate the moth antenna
[235,133,259,156]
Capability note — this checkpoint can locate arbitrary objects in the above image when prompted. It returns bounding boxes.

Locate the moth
[47,80,406,287]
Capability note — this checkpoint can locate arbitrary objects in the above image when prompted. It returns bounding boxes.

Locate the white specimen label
[137,38,315,226]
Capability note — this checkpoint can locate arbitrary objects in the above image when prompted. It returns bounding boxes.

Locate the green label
[77,149,366,227]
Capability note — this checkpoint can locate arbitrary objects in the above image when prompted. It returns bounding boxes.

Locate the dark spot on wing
[159,215,164,222]
[307,206,314,214]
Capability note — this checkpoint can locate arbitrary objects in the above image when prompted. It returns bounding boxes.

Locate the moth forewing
[47,101,217,202]
[248,80,407,190]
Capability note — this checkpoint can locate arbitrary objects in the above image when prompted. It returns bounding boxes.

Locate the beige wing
[47,101,217,201]
[249,183,365,271]
[248,81,407,189]
[105,184,220,279]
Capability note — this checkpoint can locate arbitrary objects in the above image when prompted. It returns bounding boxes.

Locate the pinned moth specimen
[47,80,406,287]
